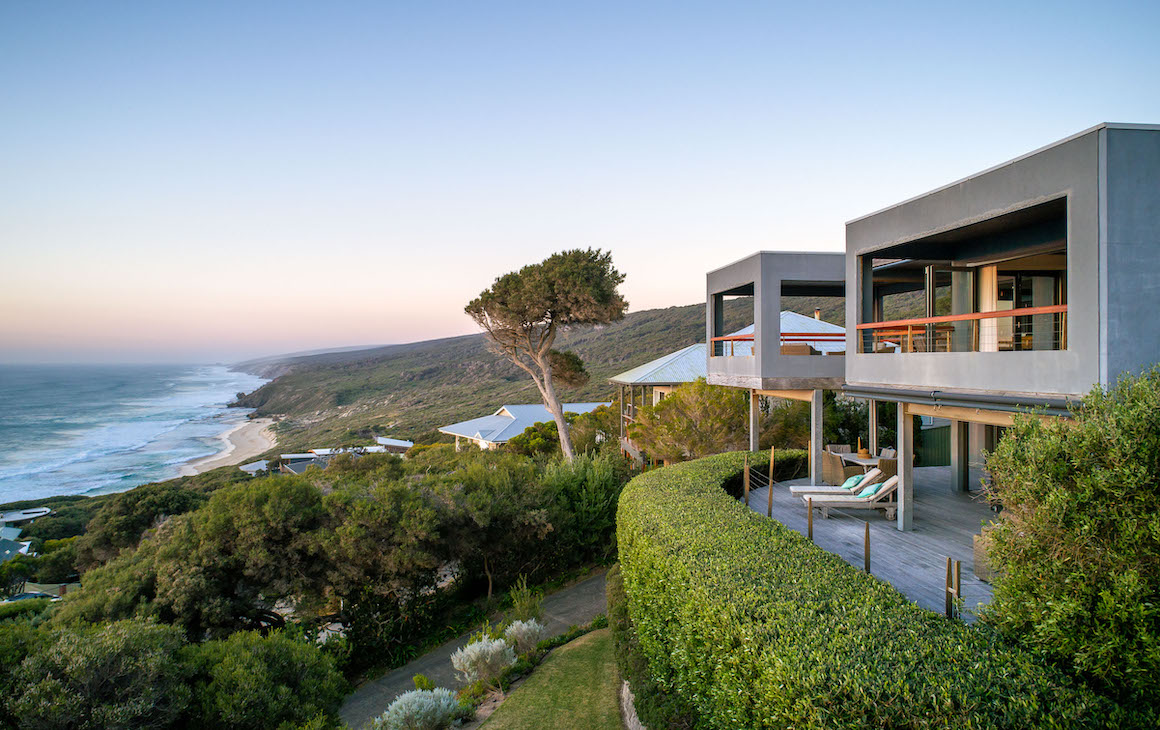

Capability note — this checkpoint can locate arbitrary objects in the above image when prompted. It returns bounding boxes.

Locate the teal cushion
[841,475,864,490]
[856,482,882,498]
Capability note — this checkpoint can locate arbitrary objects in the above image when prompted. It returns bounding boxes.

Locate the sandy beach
[179,417,277,476]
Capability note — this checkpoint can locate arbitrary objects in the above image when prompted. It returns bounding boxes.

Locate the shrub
[984,369,1160,703]
[372,688,469,730]
[449,637,515,686]
[0,598,52,623]
[412,673,435,691]
[503,619,546,655]
[506,574,542,621]
[11,618,191,730]
[182,629,348,729]
[541,452,628,565]
[617,451,1151,729]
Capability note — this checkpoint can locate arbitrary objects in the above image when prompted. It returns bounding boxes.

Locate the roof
[609,344,707,386]
[280,453,318,460]
[282,461,320,475]
[0,507,51,524]
[438,402,610,445]
[239,460,269,474]
[0,527,21,541]
[0,539,24,563]
[375,437,415,448]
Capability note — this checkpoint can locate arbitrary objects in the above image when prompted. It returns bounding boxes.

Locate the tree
[983,368,1160,704]
[181,630,347,730]
[11,619,191,730]
[75,481,208,570]
[466,249,627,461]
[628,378,749,463]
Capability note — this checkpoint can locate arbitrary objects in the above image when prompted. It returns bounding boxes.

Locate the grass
[482,629,620,730]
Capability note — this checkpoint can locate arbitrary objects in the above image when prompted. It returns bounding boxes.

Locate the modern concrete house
[706,251,847,483]
[844,122,1160,531]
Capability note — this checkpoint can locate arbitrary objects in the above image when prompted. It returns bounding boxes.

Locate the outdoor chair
[802,475,900,520]
[879,448,897,458]
[790,467,884,497]
[827,444,852,454]
[876,457,898,479]
[822,450,862,485]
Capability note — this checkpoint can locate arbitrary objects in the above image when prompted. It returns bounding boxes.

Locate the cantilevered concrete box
[706,251,846,391]
[845,123,1160,405]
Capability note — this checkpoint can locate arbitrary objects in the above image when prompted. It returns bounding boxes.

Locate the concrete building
[439,403,610,451]
[843,123,1160,530]
[706,251,847,483]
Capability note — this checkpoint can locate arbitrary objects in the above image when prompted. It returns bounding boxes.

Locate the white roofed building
[438,403,609,451]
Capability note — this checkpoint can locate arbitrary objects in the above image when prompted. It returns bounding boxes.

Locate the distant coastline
[178,417,277,476]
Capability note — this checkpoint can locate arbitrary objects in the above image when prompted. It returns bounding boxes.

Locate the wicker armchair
[826,444,852,454]
[823,451,863,485]
[876,457,898,480]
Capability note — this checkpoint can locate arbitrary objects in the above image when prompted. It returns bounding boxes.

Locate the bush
[182,629,348,729]
[0,598,52,623]
[541,453,627,565]
[503,619,546,655]
[10,618,190,730]
[617,451,1151,729]
[506,574,542,621]
[450,637,515,686]
[372,688,469,730]
[984,369,1160,703]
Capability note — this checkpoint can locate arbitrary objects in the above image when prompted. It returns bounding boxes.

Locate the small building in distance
[439,403,610,451]
[375,436,415,453]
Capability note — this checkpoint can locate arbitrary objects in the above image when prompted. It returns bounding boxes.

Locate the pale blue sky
[2,1,1158,362]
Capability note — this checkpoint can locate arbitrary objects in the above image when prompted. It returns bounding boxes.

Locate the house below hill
[438,403,609,451]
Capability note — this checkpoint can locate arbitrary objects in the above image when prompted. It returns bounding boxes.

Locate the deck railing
[710,332,845,357]
[855,305,1068,354]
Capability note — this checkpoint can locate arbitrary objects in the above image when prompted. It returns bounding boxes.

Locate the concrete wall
[845,127,1103,398]
[1103,127,1160,386]
[707,251,845,390]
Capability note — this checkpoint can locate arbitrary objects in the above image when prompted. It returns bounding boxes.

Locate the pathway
[339,570,609,730]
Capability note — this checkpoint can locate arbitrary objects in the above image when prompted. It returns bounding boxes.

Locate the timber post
[743,455,750,506]
[945,557,962,618]
[807,497,813,541]
[863,522,870,573]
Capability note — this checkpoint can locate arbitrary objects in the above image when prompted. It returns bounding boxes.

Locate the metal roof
[609,344,707,385]
[375,437,415,448]
[438,402,610,445]
[0,526,20,541]
[239,460,269,474]
[0,539,24,563]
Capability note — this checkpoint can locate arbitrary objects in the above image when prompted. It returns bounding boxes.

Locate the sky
[2,1,1158,364]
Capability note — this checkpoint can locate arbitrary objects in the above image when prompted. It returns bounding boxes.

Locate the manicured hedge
[616,451,1152,729]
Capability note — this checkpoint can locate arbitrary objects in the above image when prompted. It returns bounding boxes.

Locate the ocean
[0,364,269,506]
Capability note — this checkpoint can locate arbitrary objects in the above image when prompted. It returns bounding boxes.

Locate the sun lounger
[801,475,899,520]
[789,468,884,497]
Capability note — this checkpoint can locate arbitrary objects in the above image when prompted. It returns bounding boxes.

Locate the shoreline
[178,417,277,476]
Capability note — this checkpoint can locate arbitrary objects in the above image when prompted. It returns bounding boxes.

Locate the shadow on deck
[744,466,996,621]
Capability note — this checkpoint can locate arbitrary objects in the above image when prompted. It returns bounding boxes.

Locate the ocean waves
[0,364,269,504]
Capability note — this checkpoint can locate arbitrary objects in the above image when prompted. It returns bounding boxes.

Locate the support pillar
[455,436,461,453]
[809,389,823,485]
[618,385,626,440]
[897,403,914,531]
[950,419,970,492]
[868,400,878,455]
[749,390,760,452]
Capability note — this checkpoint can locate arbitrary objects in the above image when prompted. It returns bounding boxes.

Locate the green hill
[234,298,845,451]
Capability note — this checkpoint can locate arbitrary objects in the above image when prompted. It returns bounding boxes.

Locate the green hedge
[616,451,1151,729]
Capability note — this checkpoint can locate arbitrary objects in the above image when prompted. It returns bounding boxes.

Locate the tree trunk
[538,362,575,461]
[484,555,493,601]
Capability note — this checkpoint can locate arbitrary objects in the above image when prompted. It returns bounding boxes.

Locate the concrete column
[951,419,970,492]
[810,389,824,485]
[749,390,760,451]
[868,400,878,455]
[897,403,914,531]
[455,436,461,452]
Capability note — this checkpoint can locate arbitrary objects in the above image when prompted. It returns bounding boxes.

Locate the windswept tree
[466,249,627,461]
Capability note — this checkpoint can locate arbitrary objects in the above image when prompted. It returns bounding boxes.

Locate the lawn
[482,629,621,730]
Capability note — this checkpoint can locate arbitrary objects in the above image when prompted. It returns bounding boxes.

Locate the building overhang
[841,383,1076,418]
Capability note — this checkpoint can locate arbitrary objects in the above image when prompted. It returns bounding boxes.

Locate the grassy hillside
[235,298,845,451]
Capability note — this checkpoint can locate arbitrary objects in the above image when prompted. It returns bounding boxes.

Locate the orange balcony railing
[855,305,1068,353]
[710,332,845,357]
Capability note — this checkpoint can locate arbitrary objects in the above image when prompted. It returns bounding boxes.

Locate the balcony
[857,305,1068,354]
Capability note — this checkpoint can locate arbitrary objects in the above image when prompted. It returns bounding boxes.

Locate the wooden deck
[744,466,996,620]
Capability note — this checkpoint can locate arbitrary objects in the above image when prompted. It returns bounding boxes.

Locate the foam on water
[0,365,269,504]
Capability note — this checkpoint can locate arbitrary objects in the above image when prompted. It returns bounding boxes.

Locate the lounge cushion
[841,475,864,490]
[856,481,882,498]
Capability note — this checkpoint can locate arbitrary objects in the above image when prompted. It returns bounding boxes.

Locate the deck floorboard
[743,465,995,620]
